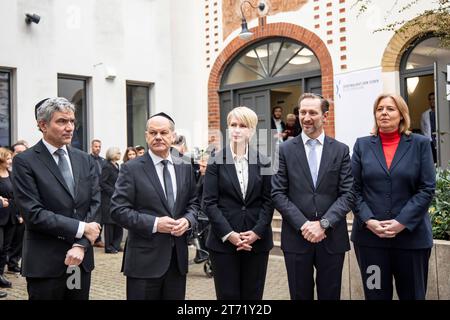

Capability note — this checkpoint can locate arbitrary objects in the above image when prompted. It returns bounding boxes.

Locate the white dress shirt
[420,108,433,141]
[148,149,177,233]
[301,131,325,179]
[222,144,249,242]
[41,139,85,240]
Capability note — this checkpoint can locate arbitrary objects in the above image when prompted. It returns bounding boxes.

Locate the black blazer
[12,140,101,277]
[110,153,199,278]
[203,146,274,253]
[100,161,119,224]
[0,176,18,226]
[272,135,354,254]
[351,133,435,249]
[271,117,286,132]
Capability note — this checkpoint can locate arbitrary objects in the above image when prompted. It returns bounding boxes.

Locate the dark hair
[134,145,145,151]
[298,93,329,114]
[428,92,435,100]
[293,106,299,116]
[272,106,282,115]
[11,142,28,153]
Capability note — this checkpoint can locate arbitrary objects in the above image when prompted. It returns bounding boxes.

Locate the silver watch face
[320,219,330,229]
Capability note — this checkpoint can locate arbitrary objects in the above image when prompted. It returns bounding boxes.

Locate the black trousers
[126,248,186,300]
[27,268,91,300]
[0,222,15,274]
[354,245,431,300]
[7,223,24,268]
[104,223,123,252]
[283,242,345,300]
[209,250,269,300]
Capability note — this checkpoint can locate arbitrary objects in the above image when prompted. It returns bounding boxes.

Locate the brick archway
[208,22,334,145]
[381,14,441,72]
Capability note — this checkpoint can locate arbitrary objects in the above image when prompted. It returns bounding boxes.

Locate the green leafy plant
[429,165,450,240]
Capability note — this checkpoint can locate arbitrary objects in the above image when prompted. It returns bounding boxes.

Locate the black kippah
[149,112,175,125]
[35,98,50,120]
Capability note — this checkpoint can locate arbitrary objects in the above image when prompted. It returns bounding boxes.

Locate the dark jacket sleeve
[252,162,274,238]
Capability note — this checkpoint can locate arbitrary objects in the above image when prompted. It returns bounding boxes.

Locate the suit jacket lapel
[67,146,79,199]
[315,136,333,189]
[35,140,73,198]
[244,147,258,202]
[140,154,171,214]
[369,135,389,175]
[389,134,412,172]
[292,136,315,190]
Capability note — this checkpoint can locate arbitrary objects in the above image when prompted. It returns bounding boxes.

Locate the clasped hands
[64,221,102,266]
[300,221,326,243]
[366,219,405,238]
[228,231,260,251]
[157,216,190,236]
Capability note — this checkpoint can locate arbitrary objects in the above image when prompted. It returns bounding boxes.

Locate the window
[127,84,150,148]
[404,37,450,70]
[58,76,88,151]
[223,39,320,86]
[0,70,11,147]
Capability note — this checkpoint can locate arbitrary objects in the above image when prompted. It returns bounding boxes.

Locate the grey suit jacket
[110,152,199,278]
[271,135,354,254]
[12,140,101,277]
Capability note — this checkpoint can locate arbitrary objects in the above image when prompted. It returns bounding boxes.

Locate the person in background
[270,106,286,144]
[283,113,301,141]
[420,92,437,163]
[293,106,302,136]
[90,139,106,248]
[203,106,274,300]
[0,148,15,289]
[123,147,137,163]
[135,145,146,157]
[101,147,123,254]
[351,93,435,300]
[5,142,29,274]
[0,196,9,299]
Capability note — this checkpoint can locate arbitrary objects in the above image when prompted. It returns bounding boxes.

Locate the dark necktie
[429,111,436,145]
[161,160,175,213]
[55,149,75,197]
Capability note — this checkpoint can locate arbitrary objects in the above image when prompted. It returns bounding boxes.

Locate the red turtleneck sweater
[379,130,401,169]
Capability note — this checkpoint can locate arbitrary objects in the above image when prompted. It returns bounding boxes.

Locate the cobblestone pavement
[3,247,290,300]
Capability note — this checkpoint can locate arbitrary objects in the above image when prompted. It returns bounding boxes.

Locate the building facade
[1,0,449,165]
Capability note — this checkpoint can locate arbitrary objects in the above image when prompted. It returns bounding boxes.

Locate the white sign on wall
[334,67,383,152]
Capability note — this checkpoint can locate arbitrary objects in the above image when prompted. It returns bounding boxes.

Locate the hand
[18,217,24,224]
[156,216,178,234]
[0,196,9,208]
[365,219,390,238]
[379,219,406,238]
[171,217,190,237]
[64,246,85,266]
[83,222,101,245]
[239,230,260,246]
[301,221,326,243]
[228,232,252,251]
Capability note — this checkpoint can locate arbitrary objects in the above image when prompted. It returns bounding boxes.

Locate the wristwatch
[320,218,330,230]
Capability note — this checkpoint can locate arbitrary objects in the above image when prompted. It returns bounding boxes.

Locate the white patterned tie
[307,139,318,188]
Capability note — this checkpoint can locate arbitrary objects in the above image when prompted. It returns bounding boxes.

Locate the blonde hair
[0,147,12,164]
[286,113,296,121]
[371,93,411,135]
[227,106,258,130]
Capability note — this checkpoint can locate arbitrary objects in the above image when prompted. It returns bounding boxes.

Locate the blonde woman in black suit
[203,106,274,300]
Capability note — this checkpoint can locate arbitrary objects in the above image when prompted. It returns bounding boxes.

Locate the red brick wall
[208,22,335,146]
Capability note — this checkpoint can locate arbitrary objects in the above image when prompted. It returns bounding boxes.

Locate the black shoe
[105,249,118,254]
[118,247,124,252]
[7,266,21,274]
[0,291,7,299]
[0,275,12,288]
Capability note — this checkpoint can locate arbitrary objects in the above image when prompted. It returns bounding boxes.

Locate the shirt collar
[42,139,68,155]
[301,131,325,146]
[148,149,173,166]
[229,144,248,161]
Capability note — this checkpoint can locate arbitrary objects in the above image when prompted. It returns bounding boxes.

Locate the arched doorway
[208,22,334,151]
[400,35,450,166]
[219,37,321,152]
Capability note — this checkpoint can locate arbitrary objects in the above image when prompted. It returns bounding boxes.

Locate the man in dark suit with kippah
[12,97,101,300]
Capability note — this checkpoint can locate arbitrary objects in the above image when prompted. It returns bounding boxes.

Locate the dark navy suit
[351,133,435,300]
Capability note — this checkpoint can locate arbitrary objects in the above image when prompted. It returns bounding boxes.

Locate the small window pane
[58,77,87,151]
[406,37,450,70]
[224,60,264,85]
[271,42,303,76]
[0,71,11,147]
[127,85,149,148]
